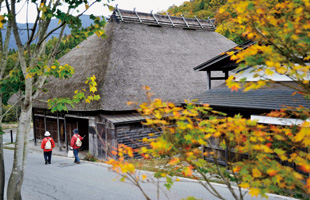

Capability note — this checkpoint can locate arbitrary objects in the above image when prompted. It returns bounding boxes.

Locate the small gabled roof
[100,113,146,125]
[193,40,255,71]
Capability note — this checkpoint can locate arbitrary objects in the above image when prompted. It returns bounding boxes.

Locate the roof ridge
[110,7,215,31]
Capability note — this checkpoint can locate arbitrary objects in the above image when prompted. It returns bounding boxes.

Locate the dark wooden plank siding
[96,123,106,158]
[34,116,45,141]
[46,118,58,142]
[116,123,160,158]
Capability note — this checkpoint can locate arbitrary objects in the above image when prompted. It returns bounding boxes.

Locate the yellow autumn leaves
[0,15,5,29]
[26,63,75,79]
[73,75,100,104]
[294,121,310,146]
[108,87,310,198]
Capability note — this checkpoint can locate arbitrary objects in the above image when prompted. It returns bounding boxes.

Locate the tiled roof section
[100,113,146,124]
[111,8,215,31]
[191,89,310,110]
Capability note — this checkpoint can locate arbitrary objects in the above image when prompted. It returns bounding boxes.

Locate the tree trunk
[6,95,32,200]
[0,134,3,200]
[0,5,12,200]
[0,94,4,200]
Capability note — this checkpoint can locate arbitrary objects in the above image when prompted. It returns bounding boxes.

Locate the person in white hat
[41,131,55,165]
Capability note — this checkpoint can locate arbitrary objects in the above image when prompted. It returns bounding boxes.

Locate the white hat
[44,131,51,137]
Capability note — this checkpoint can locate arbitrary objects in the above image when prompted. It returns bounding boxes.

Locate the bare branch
[10,0,28,76]
[76,0,101,17]
[32,22,67,100]
[26,5,40,47]
[126,173,151,200]
[0,96,22,122]
[39,0,103,47]
[206,139,240,200]
[37,0,63,46]
[5,0,10,13]
[0,19,12,78]
[38,21,66,46]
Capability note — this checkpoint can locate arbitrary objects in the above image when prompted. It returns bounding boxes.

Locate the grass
[127,158,169,171]
[84,153,99,162]
[1,122,33,130]
[2,122,18,130]
[4,146,15,150]
[4,142,15,150]
[4,143,15,150]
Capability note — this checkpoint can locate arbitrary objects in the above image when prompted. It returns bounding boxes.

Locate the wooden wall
[33,109,160,160]
[116,123,159,158]
[33,109,89,151]
[93,116,160,159]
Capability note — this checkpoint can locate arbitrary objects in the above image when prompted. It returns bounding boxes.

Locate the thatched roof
[34,9,236,112]
[194,40,255,71]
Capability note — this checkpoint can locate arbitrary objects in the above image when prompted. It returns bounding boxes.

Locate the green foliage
[47,75,100,112]
[2,104,19,123]
[1,16,106,115]
[0,126,4,135]
[164,0,223,19]
[183,197,201,200]
[162,0,246,44]
[84,152,98,162]
[48,97,75,112]
[0,1,108,199]
[1,1,107,111]
[109,88,310,199]
[1,69,24,105]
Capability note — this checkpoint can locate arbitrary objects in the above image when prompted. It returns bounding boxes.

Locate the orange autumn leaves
[107,1,310,197]
[219,0,310,99]
[107,144,135,174]
[108,92,310,197]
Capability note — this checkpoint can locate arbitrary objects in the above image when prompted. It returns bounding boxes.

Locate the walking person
[70,129,85,164]
[41,131,55,165]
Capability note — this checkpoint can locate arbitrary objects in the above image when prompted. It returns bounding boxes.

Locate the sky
[11,0,187,23]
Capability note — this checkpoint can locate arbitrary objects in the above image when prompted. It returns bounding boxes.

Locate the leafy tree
[222,0,310,97]
[0,0,108,199]
[0,1,12,197]
[108,0,310,199]
[164,0,224,19]
[2,104,19,123]
[108,90,310,199]
[163,0,247,44]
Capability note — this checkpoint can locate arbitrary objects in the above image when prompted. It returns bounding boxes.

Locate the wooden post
[64,115,68,151]
[224,147,228,167]
[32,109,37,146]
[105,121,108,159]
[57,113,61,151]
[207,70,211,90]
[10,130,13,143]
[44,111,47,131]
[114,128,117,160]
[225,70,229,80]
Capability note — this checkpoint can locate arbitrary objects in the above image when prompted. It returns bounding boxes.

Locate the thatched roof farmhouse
[32,8,236,159]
